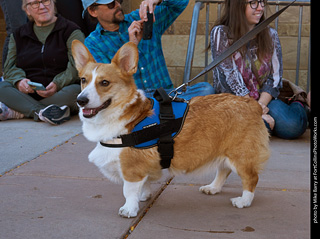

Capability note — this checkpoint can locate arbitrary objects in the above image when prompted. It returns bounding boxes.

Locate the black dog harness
[100,88,189,169]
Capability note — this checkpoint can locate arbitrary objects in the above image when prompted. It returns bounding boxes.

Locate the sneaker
[37,104,70,125]
[0,102,24,121]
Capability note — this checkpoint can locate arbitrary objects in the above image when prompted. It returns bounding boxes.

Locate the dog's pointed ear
[111,42,138,76]
[72,40,95,71]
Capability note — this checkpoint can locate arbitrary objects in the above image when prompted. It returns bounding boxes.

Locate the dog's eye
[101,80,110,87]
[80,77,86,84]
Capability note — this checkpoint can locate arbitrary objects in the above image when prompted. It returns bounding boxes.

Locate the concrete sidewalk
[0,116,82,175]
[0,118,311,239]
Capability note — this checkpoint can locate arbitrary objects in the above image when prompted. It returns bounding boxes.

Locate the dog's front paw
[230,191,254,208]
[118,205,139,218]
[231,197,250,208]
[199,185,221,195]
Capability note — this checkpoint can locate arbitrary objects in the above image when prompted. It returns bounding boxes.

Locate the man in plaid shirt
[82,0,215,99]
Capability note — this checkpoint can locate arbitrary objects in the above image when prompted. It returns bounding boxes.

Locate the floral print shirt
[210,25,283,100]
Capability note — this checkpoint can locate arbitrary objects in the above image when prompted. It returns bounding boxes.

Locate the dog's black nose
[77,95,89,107]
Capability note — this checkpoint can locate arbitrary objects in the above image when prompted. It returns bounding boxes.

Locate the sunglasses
[92,0,123,10]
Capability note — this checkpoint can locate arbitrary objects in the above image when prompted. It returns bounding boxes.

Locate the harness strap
[153,87,175,169]
[100,117,183,148]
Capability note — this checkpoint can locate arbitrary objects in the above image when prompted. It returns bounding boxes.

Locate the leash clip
[169,83,188,101]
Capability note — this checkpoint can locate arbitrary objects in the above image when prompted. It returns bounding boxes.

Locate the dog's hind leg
[119,177,148,218]
[199,162,232,195]
[230,169,258,208]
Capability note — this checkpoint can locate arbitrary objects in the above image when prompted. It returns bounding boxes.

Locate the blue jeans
[144,82,215,100]
[267,99,308,139]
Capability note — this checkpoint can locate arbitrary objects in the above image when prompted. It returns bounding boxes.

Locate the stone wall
[270,4,311,90]
[0,1,310,90]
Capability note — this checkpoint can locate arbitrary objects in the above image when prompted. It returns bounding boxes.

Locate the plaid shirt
[84,0,188,90]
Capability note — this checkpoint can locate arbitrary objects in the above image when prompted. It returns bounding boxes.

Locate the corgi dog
[71,40,270,218]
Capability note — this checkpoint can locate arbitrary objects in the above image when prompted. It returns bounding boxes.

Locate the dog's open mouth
[82,99,112,118]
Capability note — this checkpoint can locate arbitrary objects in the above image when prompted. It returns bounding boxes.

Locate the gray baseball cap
[82,0,114,18]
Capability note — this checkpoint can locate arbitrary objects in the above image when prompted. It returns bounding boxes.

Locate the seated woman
[0,0,85,125]
[210,0,307,139]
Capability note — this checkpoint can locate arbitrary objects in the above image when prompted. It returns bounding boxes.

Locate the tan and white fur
[72,40,270,218]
